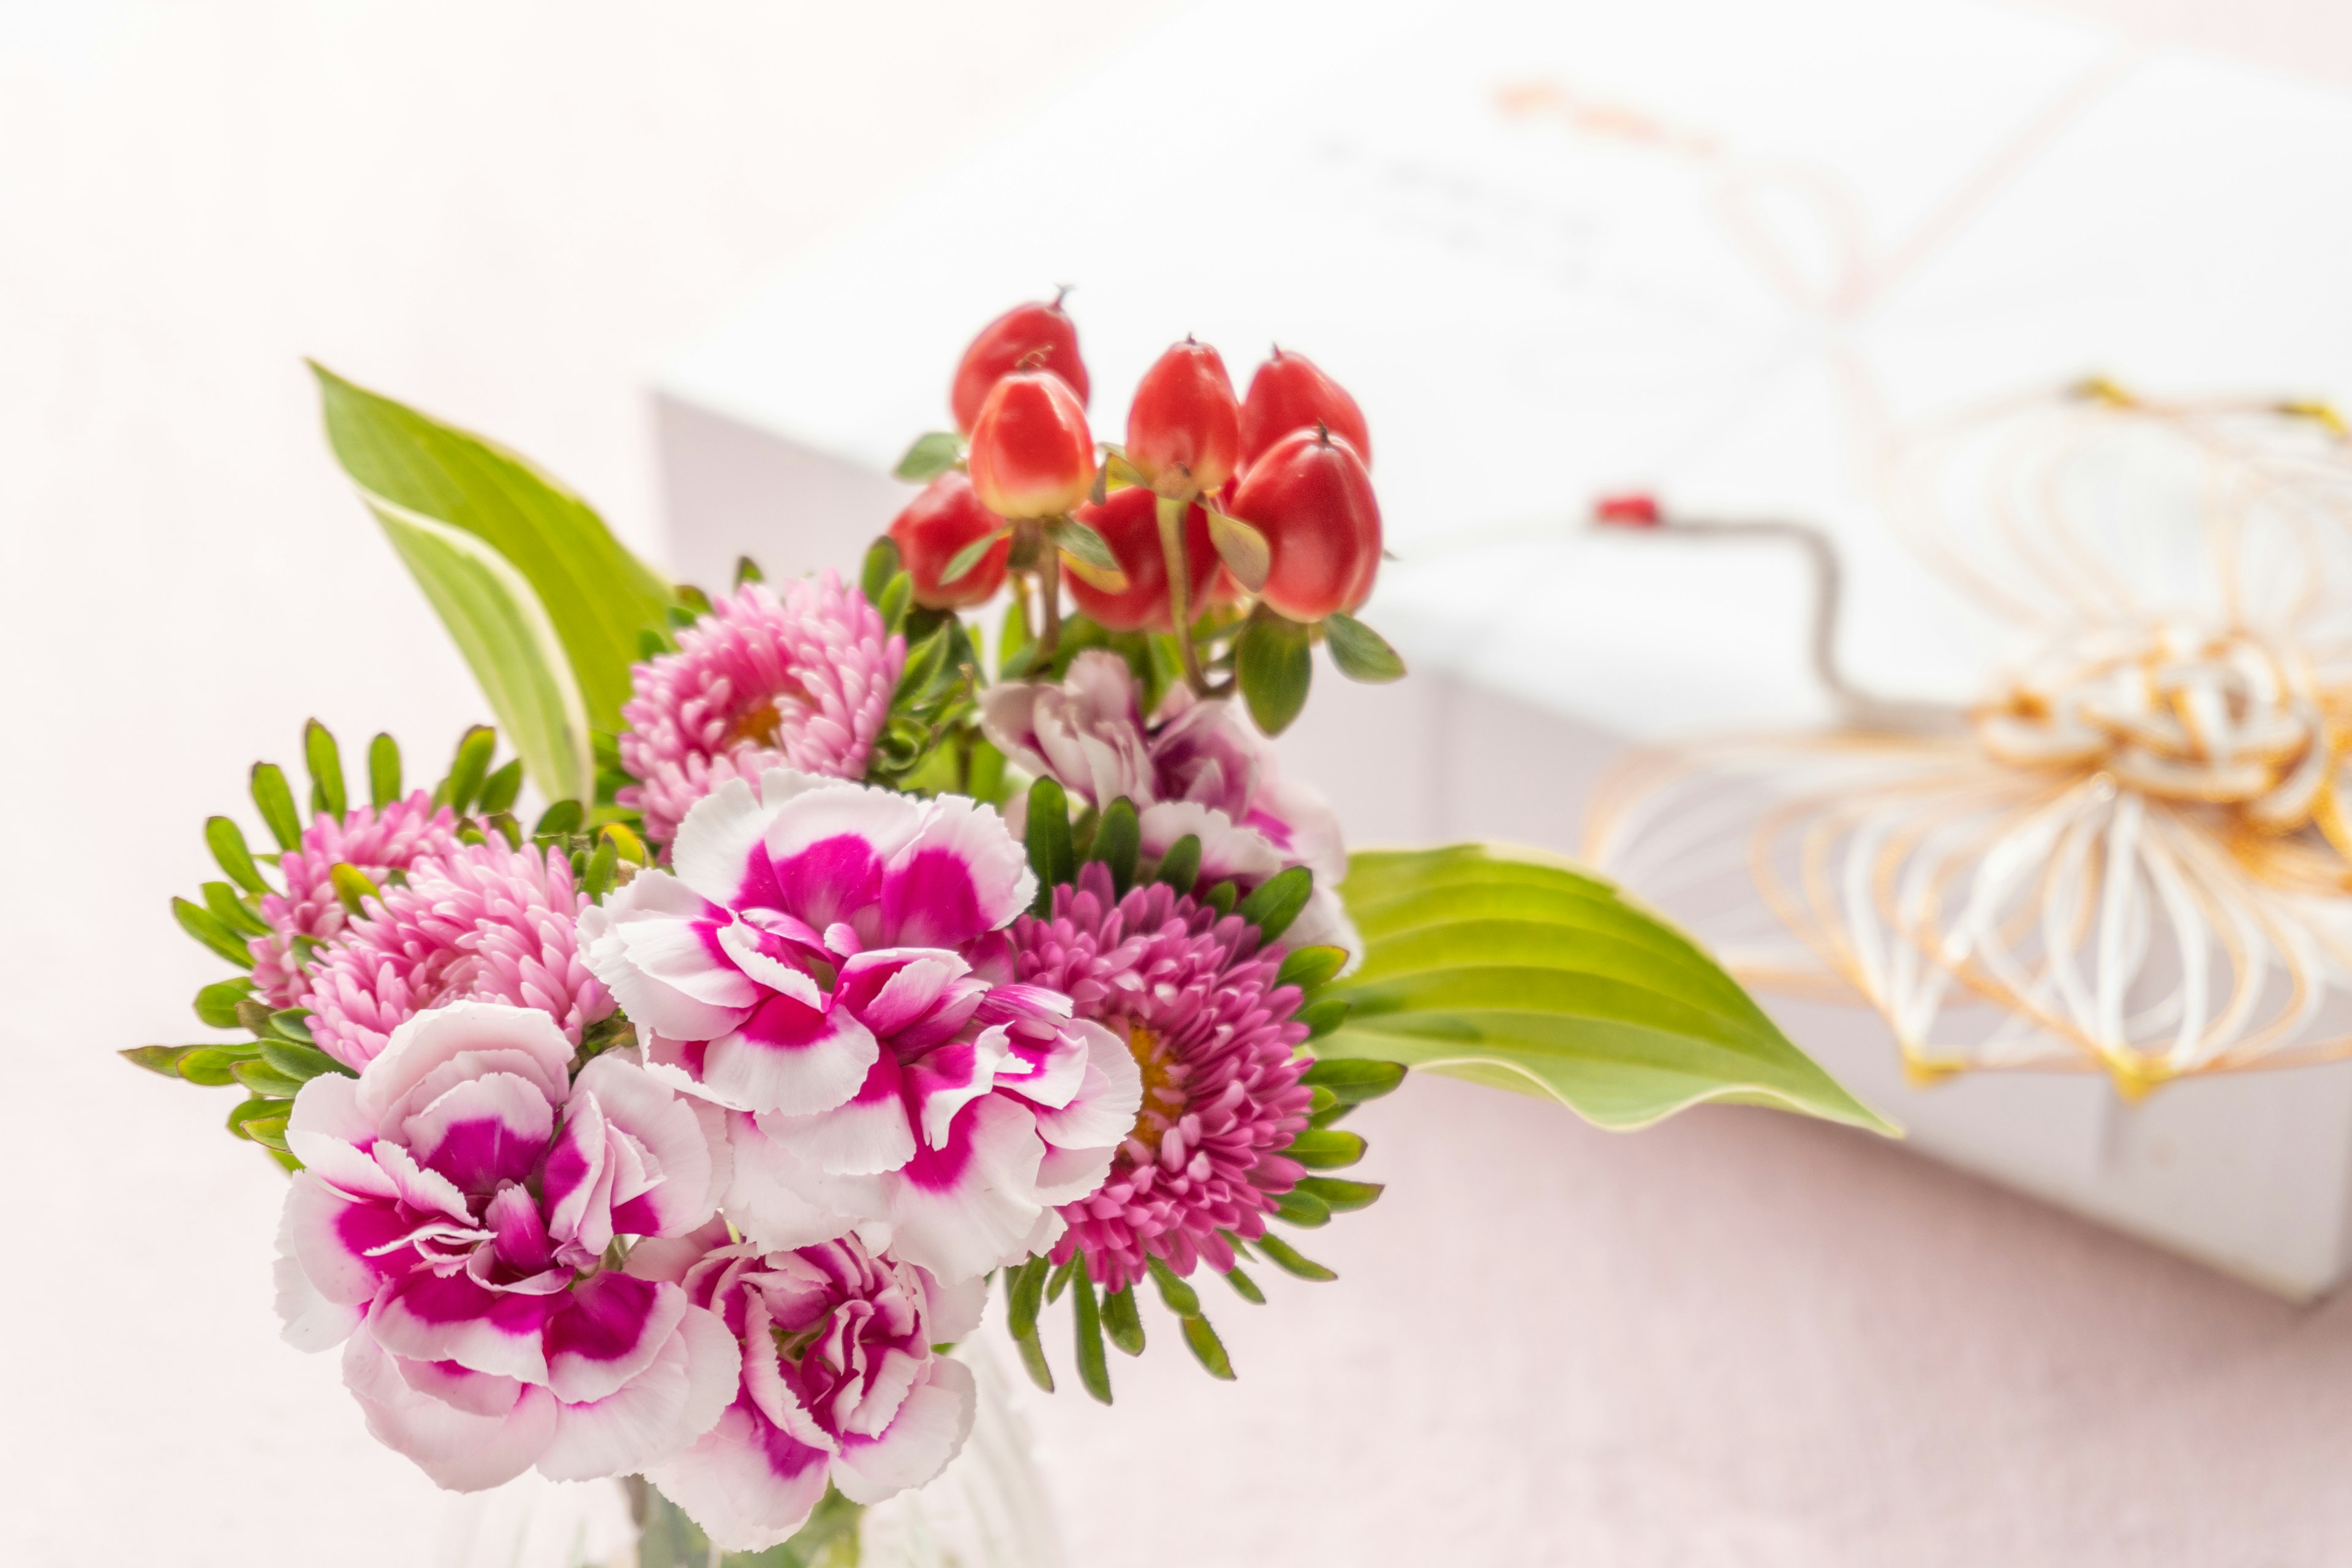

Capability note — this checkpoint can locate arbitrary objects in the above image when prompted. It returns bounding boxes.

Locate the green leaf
[1204,506,1270,592]
[1046,1257,1075,1305]
[1203,880,1237,917]
[330,862,380,918]
[583,837,620,899]
[1090,798,1140,894]
[1284,1128,1366,1169]
[266,1009,315,1045]
[194,978,255,1030]
[1255,1233,1337,1281]
[998,595,1033,680]
[178,1049,245,1087]
[444,725,498,815]
[1272,1188,1331,1227]
[121,1045,197,1079]
[1236,866,1312,941]
[1297,1176,1384,1212]
[1025,778,1074,912]
[1101,1284,1145,1356]
[940,527,1010,587]
[1319,845,1896,1135]
[1298,1057,1406,1104]
[173,897,253,967]
[202,882,269,938]
[1275,944,1348,993]
[250,763,301,850]
[260,1039,352,1083]
[1071,1262,1112,1404]
[1006,1257,1048,1341]
[361,497,593,804]
[1045,515,1120,574]
[304,719,347,820]
[312,364,673,732]
[894,625,953,704]
[876,570,913,634]
[368,733,402,810]
[1181,1314,1237,1380]
[479,758,524,816]
[1144,1255,1201,1317]
[227,1098,292,1152]
[534,799,584,837]
[205,816,269,895]
[232,1058,307,1098]
[1014,1326,1055,1395]
[861,535,903,606]
[1154,833,1202,894]
[1323,611,1408,684]
[894,430,963,482]
[1236,606,1312,736]
[733,554,764,587]
[1297,997,1350,1038]
[1221,1264,1265,1305]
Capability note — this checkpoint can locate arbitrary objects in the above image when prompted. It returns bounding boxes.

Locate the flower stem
[1157,494,1208,695]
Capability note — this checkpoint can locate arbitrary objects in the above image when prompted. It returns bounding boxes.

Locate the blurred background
[10,1,2352,1563]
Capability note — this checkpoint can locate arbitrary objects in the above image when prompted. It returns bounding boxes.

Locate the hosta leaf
[312,364,673,732]
[1318,845,1894,1135]
[360,497,593,804]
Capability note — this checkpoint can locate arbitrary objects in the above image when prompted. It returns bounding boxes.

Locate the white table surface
[7,2,2352,1564]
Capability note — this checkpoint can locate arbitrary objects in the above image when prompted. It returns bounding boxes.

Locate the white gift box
[649,0,2352,1295]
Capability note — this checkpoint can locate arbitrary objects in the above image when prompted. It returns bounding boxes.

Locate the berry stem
[1156,494,1209,695]
[1038,532,1064,661]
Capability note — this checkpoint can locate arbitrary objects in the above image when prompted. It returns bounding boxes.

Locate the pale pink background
[4,2,2350,1564]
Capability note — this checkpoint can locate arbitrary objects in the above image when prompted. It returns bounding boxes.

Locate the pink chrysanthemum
[249,792,461,1008]
[303,839,613,1070]
[618,573,906,845]
[1012,862,1314,1291]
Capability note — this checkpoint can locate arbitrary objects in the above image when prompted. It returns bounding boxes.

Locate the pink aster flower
[1013,862,1314,1292]
[631,1224,984,1553]
[619,573,907,845]
[980,650,1357,954]
[303,839,613,1072]
[579,769,1142,1282]
[274,1002,739,1491]
[249,792,461,1008]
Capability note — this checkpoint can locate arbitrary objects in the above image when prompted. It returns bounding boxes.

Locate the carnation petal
[342,1330,557,1492]
[829,1357,976,1506]
[545,1273,689,1406]
[723,1115,862,1253]
[703,992,880,1118]
[401,1071,557,1194]
[371,1270,556,1383]
[644,1403,832,1555]
[880,796,1035,950]
[358,1002,575,1132]
[882,1092,1049,1281]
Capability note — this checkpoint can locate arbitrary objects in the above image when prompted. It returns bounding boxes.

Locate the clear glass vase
[432,1333,1064,1568]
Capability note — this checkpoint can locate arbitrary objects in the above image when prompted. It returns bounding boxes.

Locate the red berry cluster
[884,297,1395,730]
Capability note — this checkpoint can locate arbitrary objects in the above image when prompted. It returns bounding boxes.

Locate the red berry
[1127,337,1241,499]
[1228,426,1382,622]
[1592,492,1662,527]
[1239,348,1371,471]
[968,371,1095,520]
[888,472,1009,609]
[951,298,1090,434]
[1065,487,1216,633]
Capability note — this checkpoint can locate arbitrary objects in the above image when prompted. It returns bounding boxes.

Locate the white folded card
[655,0,2352,1294]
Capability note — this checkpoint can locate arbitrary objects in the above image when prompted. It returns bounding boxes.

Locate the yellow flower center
[1125,1020,1184,1149]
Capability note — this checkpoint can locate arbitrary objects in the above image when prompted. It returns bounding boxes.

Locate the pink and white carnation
[1014,863,1314,1291]
[301,839,612,1072]
[981,649,1357,954]
[619,572,907,846]
[249,791,461,1007]
[630,1225,984,1552]
[579,769,1142,1281]
[274,1001,739,1490]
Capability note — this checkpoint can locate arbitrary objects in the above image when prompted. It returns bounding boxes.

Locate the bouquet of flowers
[132,298,1887,1561]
